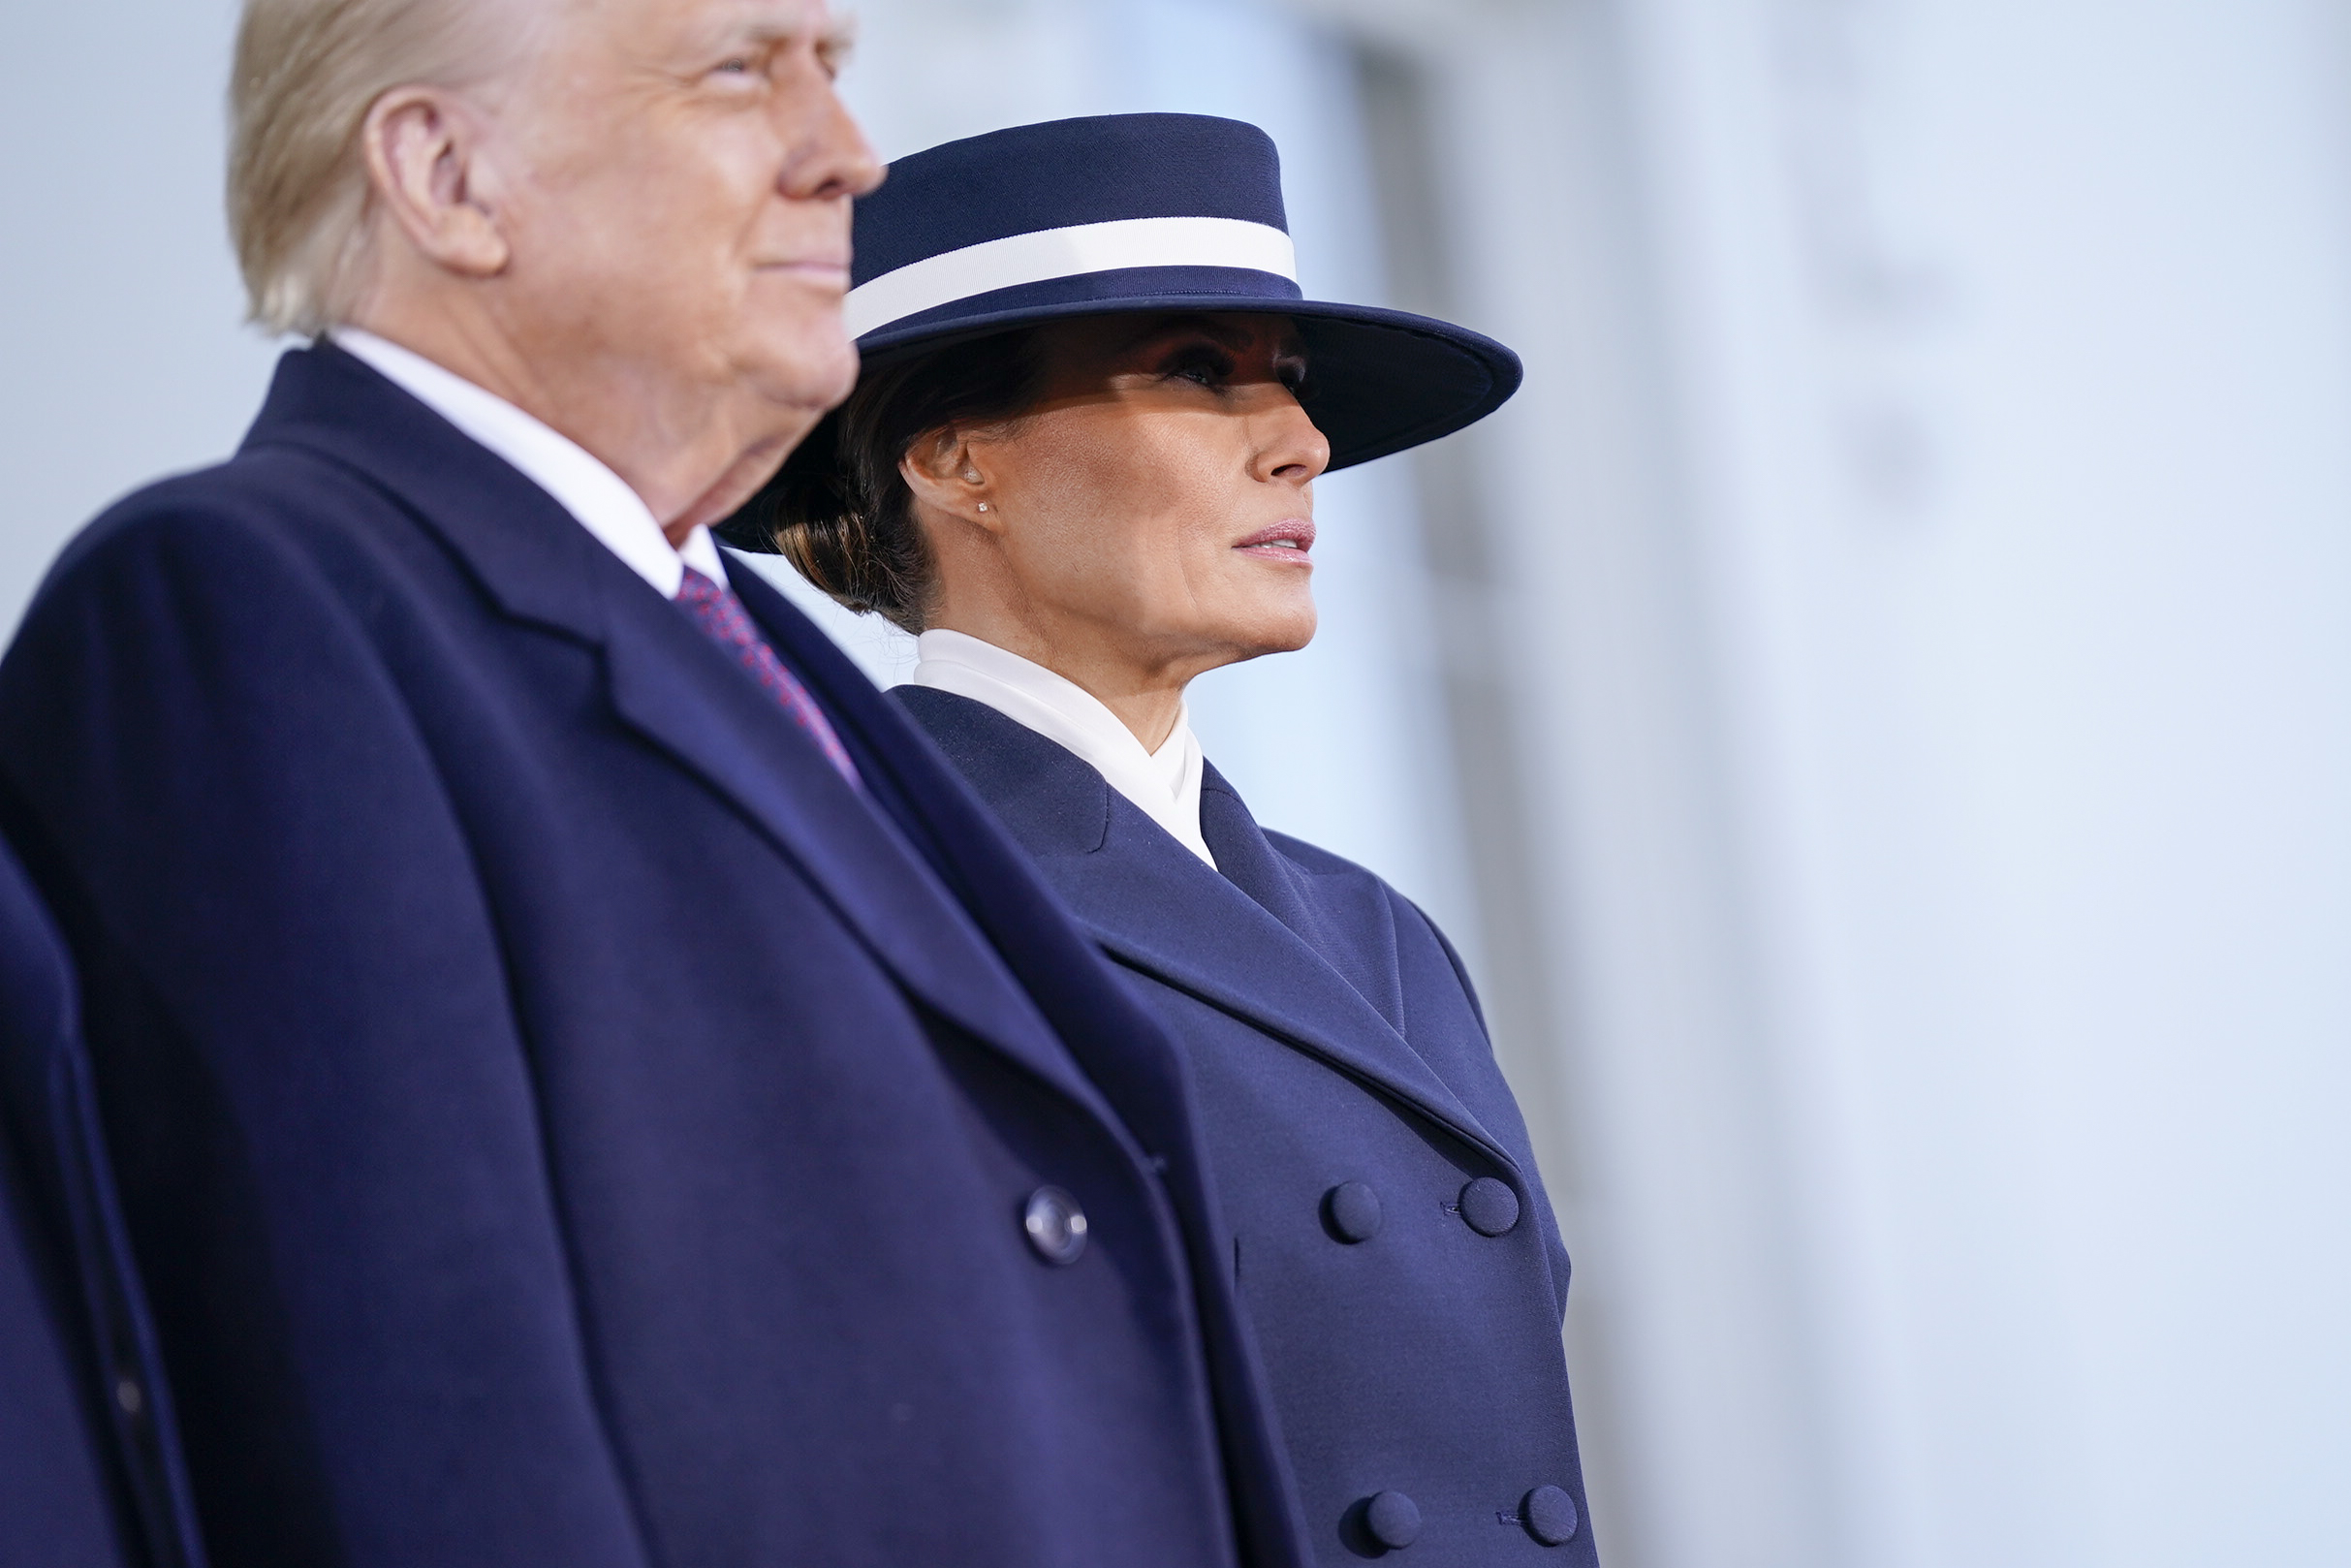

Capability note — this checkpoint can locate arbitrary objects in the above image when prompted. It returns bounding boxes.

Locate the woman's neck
[925,613,1190,753]
[1085,684,1187,756]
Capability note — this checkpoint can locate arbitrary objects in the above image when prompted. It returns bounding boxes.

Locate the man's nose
[780,74,885,203]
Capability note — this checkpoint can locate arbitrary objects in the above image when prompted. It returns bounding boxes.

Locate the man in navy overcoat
[0,1,1301,1564]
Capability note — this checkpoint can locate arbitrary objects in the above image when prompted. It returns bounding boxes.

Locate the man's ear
[361,86,511,279]
[900,429,1003,533]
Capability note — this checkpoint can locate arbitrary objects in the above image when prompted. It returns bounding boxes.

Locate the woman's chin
[1231,603,1318,657]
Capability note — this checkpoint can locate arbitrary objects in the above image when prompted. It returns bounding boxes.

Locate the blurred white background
[5,2,2348,1565]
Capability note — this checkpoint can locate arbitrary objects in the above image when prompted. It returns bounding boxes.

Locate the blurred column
[1314,1,2351,1567]
[1335,4,1855,1565]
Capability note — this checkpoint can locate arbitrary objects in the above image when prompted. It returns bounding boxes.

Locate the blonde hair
[228,0,524,335]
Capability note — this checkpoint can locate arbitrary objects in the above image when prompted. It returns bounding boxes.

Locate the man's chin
[674,421,822,535]
[739,322,861,412]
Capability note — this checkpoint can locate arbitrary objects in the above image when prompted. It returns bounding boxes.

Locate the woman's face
[942,311,1332,687]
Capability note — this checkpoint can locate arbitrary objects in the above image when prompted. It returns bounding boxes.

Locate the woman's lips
[1234,518,1316,561]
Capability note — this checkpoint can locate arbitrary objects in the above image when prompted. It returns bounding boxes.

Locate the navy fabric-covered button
[1324,1180,1383,1243]
[1365,1490,1422,1550]
[1458,1176,1520,1237]
[1522,1485,1579,1546]
[1022,1186,1088,1265]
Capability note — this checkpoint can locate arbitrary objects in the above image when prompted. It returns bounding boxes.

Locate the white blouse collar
[906,629,1215,867]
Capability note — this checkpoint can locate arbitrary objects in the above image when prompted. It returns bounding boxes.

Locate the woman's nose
[1254,392,1332,486]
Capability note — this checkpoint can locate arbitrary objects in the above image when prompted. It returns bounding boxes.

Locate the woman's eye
[1167,350,1235,388]
[713,56,755,77]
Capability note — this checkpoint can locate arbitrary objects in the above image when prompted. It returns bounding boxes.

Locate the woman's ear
[900,429,1004,533]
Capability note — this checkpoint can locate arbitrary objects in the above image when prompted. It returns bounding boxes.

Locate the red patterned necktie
[675,567,862,787]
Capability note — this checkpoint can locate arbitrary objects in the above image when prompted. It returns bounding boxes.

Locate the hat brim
[853,293,1521,473]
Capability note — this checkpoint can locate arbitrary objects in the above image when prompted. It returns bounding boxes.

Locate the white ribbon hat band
[845,216,1300,339]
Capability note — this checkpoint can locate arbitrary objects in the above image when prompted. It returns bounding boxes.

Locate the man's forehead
[554,0,850,48]
[667,0,853,45]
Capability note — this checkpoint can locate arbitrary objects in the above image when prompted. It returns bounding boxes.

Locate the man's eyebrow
[816,11,858,66]
[704,8,860,62]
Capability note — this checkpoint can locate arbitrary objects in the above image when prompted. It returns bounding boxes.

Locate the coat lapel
[895,688,1518,1175]
[1196,768,1407,1035]
[588,580,1094,1096]
[252,345,1098,1112]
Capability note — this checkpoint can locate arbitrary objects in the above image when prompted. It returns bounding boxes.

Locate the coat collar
[244,342,611,643]
[894,686,1517,1174]
[240,345,1101,1113]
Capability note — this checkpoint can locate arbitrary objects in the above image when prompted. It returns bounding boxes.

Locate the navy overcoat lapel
[1196,771,1408,1034]
[894,687,1519,1176]
[250,345,1097,1112]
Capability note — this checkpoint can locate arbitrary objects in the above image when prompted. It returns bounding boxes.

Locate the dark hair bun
[717,329,1047,636]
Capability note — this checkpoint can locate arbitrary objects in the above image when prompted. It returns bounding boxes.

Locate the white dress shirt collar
[332,328,728,596]
[907,629,1216,867]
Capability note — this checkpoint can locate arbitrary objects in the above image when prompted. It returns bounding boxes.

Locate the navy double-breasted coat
[899,688,1601,1566]
[0,344,1305,1568]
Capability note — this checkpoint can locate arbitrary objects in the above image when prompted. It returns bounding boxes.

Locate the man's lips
[1234,519,1316,560]
[757,259,853,289]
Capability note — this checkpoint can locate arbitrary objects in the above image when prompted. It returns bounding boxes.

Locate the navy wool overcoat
[0,835,202,1568]
[0,343,1307,1568]
[899,688,1600,1568]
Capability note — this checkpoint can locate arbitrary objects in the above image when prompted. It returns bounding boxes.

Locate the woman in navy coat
[727,113,1598,1565]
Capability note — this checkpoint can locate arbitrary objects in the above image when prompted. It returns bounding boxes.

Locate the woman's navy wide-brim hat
[835,111,1522,471]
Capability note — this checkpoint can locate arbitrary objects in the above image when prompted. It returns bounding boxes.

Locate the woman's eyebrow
[1118,315,1255,353]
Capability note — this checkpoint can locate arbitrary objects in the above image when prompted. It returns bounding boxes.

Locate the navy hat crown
[842,112,1521,472]
[853,113,1292,288]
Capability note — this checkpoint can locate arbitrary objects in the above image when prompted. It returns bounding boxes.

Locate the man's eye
[713,56,755,76]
